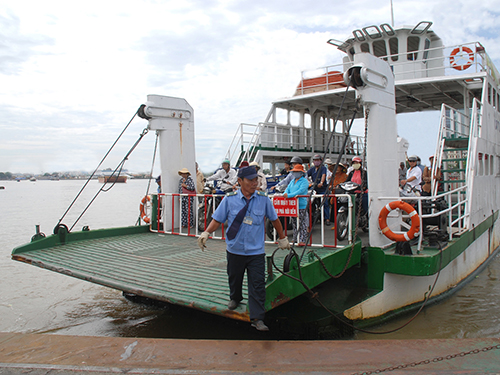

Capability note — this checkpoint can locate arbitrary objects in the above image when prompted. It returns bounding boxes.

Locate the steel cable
[54,107,144,233]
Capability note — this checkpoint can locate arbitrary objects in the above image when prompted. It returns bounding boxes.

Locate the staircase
[433,100,482,230]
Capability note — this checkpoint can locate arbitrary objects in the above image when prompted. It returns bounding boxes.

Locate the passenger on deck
[307,154,328,223]
[284,164,309,246]
[307,154,327,193]
[280,160,291,175]
[330,163,348,190]
[270,156,303,191]
[324,159,336,225]
[422,155,442,196]
[197,166,290,332]
[399,162,407,184]
[325,159,334,186]
[401,155,422,193]
[328,163,348,224]
[249,161,267,191]
[156,175,161,193]
[416,156,425,174]
[346,156,368,214]
[195,163,204,194]
[205,159,238,193]
[178,168,196,228]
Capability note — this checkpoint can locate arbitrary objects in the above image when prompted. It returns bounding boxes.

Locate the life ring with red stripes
[140,195,151,224]
[378,201,420,242]
[450,46,474,71]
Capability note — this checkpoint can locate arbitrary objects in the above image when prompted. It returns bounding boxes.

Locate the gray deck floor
[17,230,347,320]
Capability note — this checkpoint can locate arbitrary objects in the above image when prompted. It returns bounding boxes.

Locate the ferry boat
[12,21,500,335]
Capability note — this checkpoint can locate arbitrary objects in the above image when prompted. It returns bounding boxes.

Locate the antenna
[390,0,395,26]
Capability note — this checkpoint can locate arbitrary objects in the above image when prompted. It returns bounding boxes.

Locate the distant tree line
[0,172,13,180]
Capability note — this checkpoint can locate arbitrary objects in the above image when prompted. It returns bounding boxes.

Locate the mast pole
[390,0,395,27]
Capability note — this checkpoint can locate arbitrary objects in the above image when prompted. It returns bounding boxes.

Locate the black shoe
[251,319,269,331]
[227,300,239,310]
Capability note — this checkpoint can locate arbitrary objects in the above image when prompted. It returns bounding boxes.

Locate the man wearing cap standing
[307,154,327,193]
[401,155,422,192]
[197,166,290,331]
[205,159,237,193]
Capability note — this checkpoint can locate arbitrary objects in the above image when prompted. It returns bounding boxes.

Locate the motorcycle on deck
[335,181,368,241]
[197,181,230,231]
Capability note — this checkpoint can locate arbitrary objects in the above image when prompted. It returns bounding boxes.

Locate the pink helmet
[352,156,362,163]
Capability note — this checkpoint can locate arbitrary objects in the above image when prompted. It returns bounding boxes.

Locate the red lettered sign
[273,196,298,217]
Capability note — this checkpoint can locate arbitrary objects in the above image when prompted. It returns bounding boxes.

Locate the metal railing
[464,98,482,229]
[224,121,365,167]
[296,41,493,96]
[378,185,469,252]
[150,192,355,248]
[224,123,261,167]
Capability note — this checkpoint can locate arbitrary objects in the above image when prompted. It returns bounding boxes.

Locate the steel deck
[13,228,354,322]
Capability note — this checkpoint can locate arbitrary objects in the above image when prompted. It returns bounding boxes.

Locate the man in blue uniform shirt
[197,166,290,331]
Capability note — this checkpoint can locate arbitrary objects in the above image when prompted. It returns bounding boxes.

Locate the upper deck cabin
[225,21,500,175]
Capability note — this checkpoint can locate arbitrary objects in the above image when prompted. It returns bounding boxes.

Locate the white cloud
[1,0,500,175]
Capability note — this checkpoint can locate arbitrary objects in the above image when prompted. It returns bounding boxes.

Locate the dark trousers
[226,251,266,320]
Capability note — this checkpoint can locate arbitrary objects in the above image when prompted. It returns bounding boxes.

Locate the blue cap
[238,166,258,180]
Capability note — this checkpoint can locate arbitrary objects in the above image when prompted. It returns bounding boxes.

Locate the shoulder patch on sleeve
[226,191,237,196]
[257,191,268,197]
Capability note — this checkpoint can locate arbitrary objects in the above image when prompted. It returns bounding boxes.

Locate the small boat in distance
[98,175,127,183]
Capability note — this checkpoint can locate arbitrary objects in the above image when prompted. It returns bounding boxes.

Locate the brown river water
[1,179,499,340]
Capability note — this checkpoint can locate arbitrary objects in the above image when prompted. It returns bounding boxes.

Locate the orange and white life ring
[140,195,151,224]
[378,201,420,242]
[450,46,474,71]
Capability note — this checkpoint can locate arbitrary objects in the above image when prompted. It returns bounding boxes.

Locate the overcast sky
[1,0,500,175]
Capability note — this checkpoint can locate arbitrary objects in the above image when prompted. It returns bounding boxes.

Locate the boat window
[389,38,399,61]
[488,83,492,105]
[491,155,495,176]
[407,36,420,61]
[360,43,370,53]
[423,38,431,61]
[478,153,483,176]
[373,40,388,60]
[485,154,489,176]
[497,92,500,112]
